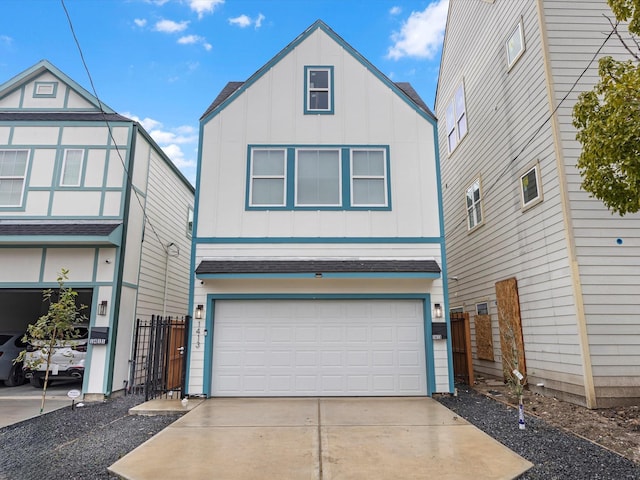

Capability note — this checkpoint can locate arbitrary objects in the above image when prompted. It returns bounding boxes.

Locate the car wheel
[30,376,48,388]
[4,363,26,387]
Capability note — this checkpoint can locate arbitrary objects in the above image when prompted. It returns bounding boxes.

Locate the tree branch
[605,15,640,61]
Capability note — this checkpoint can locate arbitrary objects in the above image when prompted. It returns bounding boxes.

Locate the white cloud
[229,14,251,28]
[146,0,170,5]
[178,34,212,50]
[188,0,224,19]
[155,19,190,33]
[228,13,265,29]
[390,6,402,15]
[124,113,197,182]
[0,35,13,46]
[134,18,147,28]
[387,0,449,60]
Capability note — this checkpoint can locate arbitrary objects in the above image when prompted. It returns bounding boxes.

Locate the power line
[60,0,170,254]
[445,25,616,239]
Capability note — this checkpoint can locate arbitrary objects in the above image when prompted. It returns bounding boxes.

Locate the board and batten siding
[542,0,640,405]
[197,28,440,242]
[437,0,589,401]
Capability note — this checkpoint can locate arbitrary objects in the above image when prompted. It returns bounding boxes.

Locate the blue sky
[1,0,448,185]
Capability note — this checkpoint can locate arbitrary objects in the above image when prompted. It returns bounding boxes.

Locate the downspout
[162,242,180,317]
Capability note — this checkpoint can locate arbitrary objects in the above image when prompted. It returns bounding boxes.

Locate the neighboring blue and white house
[436,0,640,408]
[0,60,194,400]
[188,20,451,397]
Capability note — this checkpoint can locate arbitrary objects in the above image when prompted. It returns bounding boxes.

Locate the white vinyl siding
[436,0,584,393]
[0,150,28,207]
[542,0,640,403]
[60,149,83,186]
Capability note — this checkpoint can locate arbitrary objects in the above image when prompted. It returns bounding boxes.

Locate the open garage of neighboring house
[0,288,93,331]
[209,299,429,397]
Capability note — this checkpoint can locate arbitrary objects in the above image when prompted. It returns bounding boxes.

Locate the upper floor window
[60,149,84,186]
[305,66,334,114]
[445,83,467,154]
[0,150,28,207]
[351,149,387,206]
[187,207,194,238]
[33,82,58,97]
[466,178,483,230]
[520,163,542,209]
[247,145,390,210]
[506,19,525,69]
[296,149,341,206]
[249,148,287,207]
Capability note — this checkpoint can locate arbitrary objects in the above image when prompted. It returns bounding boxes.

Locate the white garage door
[211,299,427,396]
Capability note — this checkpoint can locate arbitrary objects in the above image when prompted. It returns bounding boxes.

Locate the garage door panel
[212,300,427,396]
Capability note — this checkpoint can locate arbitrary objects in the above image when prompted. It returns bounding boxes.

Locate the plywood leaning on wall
[495,277,527,382]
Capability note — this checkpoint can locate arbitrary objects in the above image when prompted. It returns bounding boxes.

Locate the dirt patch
[470,377,640,464]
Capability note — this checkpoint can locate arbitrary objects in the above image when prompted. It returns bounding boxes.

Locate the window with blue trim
[305,67,333,114]
[247,146,390,210]
[0,150,29,207]
[60,149,84,186]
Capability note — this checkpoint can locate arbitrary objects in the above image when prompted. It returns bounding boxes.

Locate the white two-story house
[188,20,451,398]
[436,0,640,408]
[0,60,194,399]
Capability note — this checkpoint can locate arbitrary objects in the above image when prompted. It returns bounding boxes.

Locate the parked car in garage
[24,326,89,388]
[0,332,28,387]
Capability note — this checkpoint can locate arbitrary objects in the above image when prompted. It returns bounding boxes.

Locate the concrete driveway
[0,380,80,428]
[109,397,532,479]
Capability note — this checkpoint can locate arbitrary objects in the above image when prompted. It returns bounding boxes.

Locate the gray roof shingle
[0,223,121,236]
[196,259,441,275]
[0,112,131,122]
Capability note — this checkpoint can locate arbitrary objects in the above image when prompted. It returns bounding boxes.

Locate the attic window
[305,66,334,114]
[33,82,57,98]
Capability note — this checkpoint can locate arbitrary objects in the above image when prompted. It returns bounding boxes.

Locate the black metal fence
[130,315,190,401]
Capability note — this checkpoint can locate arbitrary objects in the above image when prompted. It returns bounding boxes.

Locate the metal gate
[130,315,190,401]
[450,312,474,385]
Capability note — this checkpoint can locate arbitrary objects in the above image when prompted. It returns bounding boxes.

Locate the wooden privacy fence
[130,315,190,401]
[450,312,474,386]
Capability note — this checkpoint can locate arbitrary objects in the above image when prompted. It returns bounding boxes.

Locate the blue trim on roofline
[0,60,117,113]
[195,236,443,244]
[200,21,436,127]
[200,293,435,397]
[196,272,441,280]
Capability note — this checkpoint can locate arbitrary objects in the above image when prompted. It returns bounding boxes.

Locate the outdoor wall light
[315,272,323,278]
[434,303,443,319]
[98,300,108,316]
[195,304,203,320]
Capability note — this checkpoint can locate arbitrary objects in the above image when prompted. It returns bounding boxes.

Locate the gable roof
[200,20,436,123]
[0,59,117,113]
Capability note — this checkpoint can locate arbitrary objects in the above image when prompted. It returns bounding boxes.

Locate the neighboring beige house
[436,0,640,408]
[188,20,451,398]
[0,60,194,399]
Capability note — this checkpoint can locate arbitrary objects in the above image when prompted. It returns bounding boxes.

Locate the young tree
[572,0,640,216]
[16,269,86,414]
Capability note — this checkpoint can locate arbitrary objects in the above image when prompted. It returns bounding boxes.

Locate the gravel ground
[437,386,640,479]
[0,394,183,480]
[2,389,639,479]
